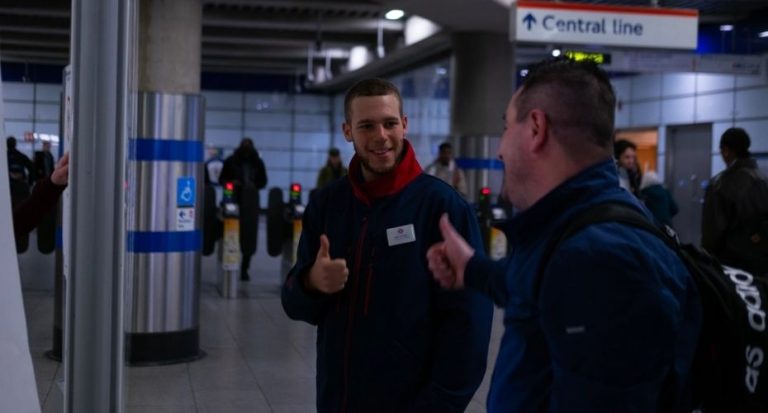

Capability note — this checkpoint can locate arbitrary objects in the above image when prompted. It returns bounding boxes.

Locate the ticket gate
[266,183,304,278]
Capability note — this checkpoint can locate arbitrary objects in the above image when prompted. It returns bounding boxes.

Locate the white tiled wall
[4,61,452,208]
[613,66,768,179]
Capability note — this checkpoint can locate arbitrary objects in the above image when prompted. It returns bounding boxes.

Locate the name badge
[386,224,416,247]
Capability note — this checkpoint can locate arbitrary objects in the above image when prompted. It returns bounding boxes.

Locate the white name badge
[386,224,416,246]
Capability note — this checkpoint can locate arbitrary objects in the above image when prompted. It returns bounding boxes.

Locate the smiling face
[342,94,408,181]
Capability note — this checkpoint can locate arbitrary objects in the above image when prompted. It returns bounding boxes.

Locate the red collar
[348,140,422,205]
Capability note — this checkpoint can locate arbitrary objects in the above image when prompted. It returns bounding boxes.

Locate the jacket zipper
[341,215,368,413]
[364,247,376,316]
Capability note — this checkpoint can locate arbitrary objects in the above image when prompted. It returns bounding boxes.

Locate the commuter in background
[13,152,69,238]
[219,138,267,280]
[702,127,768,276]
[615,139,641,195]
[425,142,468,198]
[7,136,36,205]
[427,58,701,412]
[315,147,347,189]
[33,140,55,180]
[281,78,492,412]
[639,170,678,228]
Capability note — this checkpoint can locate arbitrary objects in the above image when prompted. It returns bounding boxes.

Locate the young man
[427,59,702,412]
[702,127,768,276]
[425,142,468,198]
[282,78,492,412]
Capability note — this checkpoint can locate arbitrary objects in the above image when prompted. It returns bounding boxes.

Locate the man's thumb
[317,234,331,259]
[439,213,458,241]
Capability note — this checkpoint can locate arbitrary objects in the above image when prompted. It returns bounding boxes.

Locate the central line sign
[512,0,698,50]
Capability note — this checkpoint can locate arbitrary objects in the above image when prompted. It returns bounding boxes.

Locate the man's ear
[342,122,353,142]
[528,109,549,153]
[401,115,408,134]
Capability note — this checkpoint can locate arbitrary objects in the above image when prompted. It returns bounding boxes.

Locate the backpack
[540,202,768,412]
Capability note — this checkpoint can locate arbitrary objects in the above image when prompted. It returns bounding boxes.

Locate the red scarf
[348,140,423,205]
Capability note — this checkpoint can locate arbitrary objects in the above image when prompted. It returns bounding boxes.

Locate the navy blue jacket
[282,144,493,413]
[466,159,702,412]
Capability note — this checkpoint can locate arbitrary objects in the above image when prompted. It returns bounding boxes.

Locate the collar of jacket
[500,158,632,246]
[728,157,758,170]
[347,139,423,205]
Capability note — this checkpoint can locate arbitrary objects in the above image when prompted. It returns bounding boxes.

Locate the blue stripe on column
[127,230,202,252]
[455,157,504,170]
[56,226,62,249]
[129,138,203,162]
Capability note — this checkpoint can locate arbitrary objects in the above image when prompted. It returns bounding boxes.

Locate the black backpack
[541,202,768,412]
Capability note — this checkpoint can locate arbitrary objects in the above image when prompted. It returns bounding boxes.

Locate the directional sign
[512,0,698,50]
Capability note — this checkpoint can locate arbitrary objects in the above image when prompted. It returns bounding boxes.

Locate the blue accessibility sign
[176,177,196,207]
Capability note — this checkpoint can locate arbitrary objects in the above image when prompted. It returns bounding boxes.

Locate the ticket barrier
[477,187,508,260]
[266,183,304,278]
[218,182,240,298]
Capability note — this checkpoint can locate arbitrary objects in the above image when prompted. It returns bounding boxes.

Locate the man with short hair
[702,127,768,276]
[34,140,56,180]
[427,59,702,412]
[282,78,492,412]
[315,147,347,189]
[425,142,468,198]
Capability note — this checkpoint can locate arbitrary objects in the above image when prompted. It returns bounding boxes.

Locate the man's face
[438,147,452,165]
[342,94,407,181]
[329,154,341,167]
[618,147,637,171]
[43,142,51,151]
[498,90,532,210]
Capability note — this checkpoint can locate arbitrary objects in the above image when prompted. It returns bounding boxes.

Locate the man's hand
[427,214,475,289]
[51,152,69,186]
[305,234,349,294]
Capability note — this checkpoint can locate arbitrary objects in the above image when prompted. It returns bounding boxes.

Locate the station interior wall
[612,59,768,182]
[4,55,768,208]
[2,60,452,208]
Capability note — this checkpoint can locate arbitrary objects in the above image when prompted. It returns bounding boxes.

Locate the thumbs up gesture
[426,214,475,289]
[305,234,350,294]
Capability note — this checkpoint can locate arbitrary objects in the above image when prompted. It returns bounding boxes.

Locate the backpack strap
[536,202,679,297]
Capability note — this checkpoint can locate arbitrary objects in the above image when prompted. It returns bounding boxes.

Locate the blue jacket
[466,159,702,412]
[282,143,493,413]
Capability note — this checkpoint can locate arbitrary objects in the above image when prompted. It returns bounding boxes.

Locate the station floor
[22,220,503,412]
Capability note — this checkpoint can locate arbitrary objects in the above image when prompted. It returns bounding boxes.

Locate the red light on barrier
[291,183,301,193]
[225,182,234,191]
[481,187,491,196]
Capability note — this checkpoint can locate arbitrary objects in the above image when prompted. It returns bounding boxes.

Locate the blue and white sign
[513,0,698,50]
[176,177,196,207]
[176,207,195,231]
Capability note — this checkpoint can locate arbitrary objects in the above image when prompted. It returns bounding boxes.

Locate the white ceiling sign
[512,0,698,50]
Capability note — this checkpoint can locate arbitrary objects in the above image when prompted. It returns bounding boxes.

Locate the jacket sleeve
[408,201,493,412]
[254,156,267,190]
[464,254,512,307]
[280,192,332,324]
[13,178,65,238]
[701,182,728,255]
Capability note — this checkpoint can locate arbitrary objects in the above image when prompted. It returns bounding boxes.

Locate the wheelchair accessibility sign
[177,177,196,207]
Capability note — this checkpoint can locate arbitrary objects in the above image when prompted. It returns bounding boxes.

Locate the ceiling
[1,0,767,88]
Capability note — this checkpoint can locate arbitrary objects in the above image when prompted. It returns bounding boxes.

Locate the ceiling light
[720,25,734,32]
[385,9,404,20]
[551,49,561,57]
[759,31,768,38]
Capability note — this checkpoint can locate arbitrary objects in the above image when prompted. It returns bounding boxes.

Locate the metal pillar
[450,32,515,203]
[66,0,135,410]
[126,0,205,364]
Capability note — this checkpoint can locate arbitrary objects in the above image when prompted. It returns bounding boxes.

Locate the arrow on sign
[179,211,186,218]
[523,13,536,30]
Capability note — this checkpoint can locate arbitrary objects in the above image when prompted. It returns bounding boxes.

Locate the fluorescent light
[385,9,404,20]
[720,24,734,32]
[520,69,529,77]
[551,49,561,57]
[759,31,768,38]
